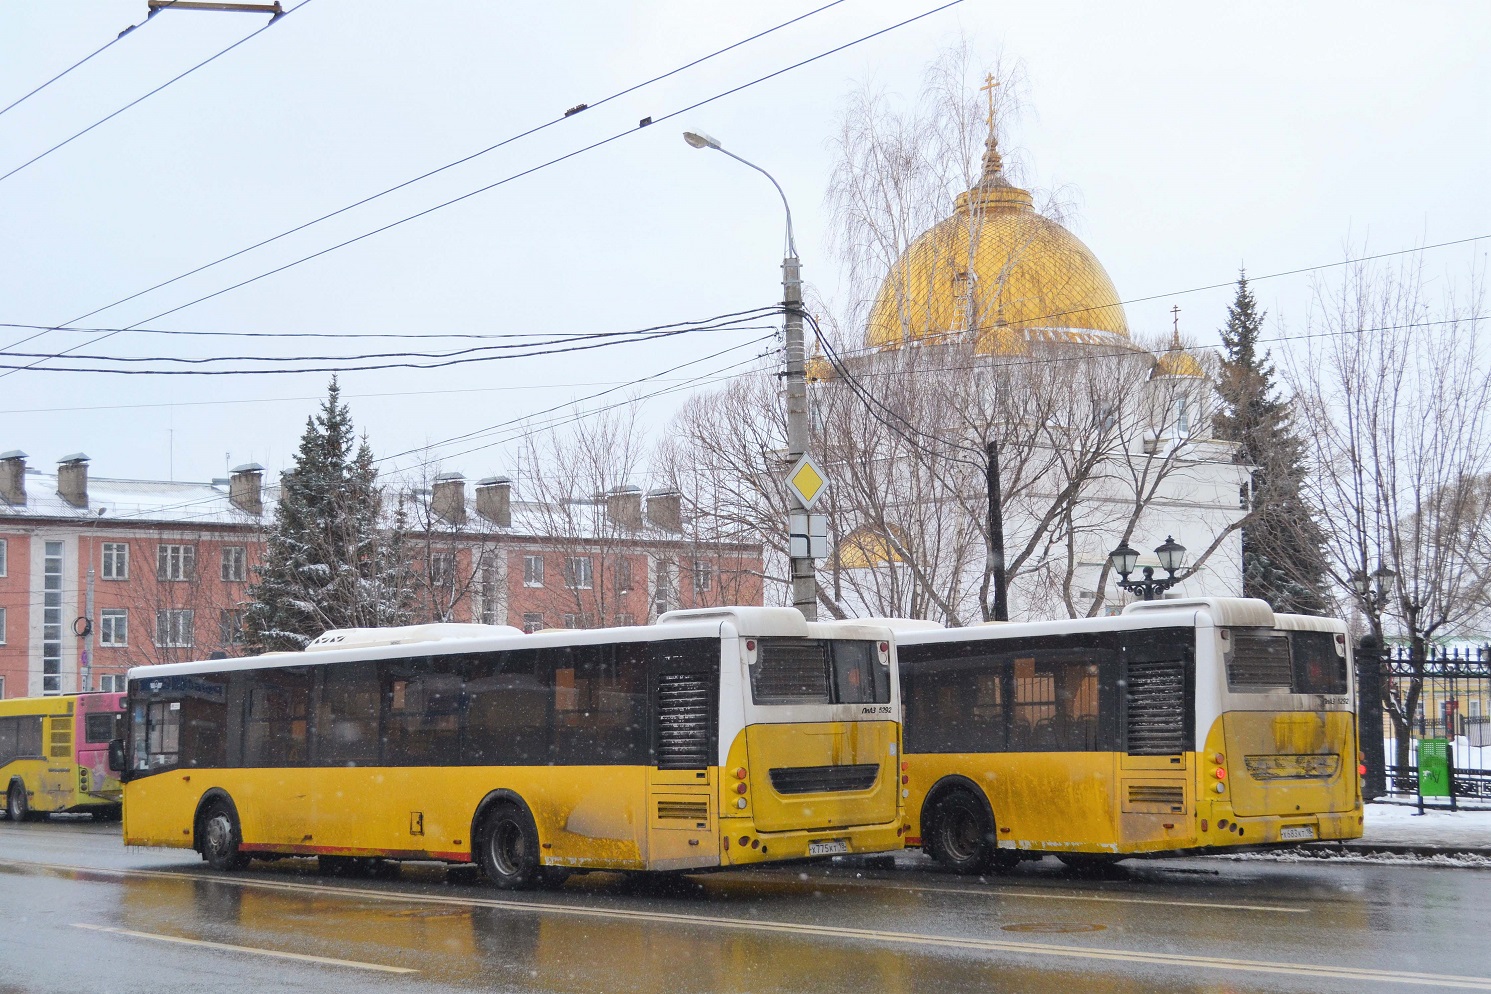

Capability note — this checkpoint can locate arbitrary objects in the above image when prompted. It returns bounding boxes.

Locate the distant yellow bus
[121,607,902,886]
[2,692,127,821]
[894,598,1362,871]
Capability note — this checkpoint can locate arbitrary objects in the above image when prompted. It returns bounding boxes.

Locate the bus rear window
[1290,631,1348,695]
[1226,632,1292,690]
[751,639,890,706]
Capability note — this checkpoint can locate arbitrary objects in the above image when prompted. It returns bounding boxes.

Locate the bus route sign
[1418,737,1452,797]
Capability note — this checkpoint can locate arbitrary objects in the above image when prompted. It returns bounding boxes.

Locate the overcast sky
[2,1,1487,489]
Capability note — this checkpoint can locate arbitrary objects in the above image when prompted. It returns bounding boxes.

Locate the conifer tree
[1214,272,1330,613]
[247,379,412,651]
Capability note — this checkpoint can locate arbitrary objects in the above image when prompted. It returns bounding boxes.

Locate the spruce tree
[247,378,412,651]
[1214,272,1330,613]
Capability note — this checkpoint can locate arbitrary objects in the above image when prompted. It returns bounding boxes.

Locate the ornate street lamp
[1108,535,1187,601]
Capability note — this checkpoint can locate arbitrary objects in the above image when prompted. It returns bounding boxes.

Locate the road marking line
[9,860,1486,990]
[70,923,417,974]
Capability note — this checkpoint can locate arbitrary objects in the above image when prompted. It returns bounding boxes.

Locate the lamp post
[1349,563,1396,802]
[1108,535,1187,601]
[683,131,818,620]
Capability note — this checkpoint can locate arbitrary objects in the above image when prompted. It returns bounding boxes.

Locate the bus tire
[198,799,250,871]
[476,802,542,890]
[7,781,37,822]
[925,789,996,875]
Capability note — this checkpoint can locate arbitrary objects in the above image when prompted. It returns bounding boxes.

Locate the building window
[692,560,713,595]
[1471,699,1483,719]
[155,609,194,648]
[100,609,128,647]
[0,675,5,698]
[564,557,593,590]
[479,562,502,625]
[157,544,196,582]
[653,561,675,618]
[44,541,63,694]
[614,558,633,593]
[561,613,595,630]
[430,552,456,587]
[219,609,246,646]
[523,555,544,588]
[613,613,636,627]
[1175,398,1190,436]
[102,542,129,580]
[0,606,6,644]
[521,612,545,634]
[220,546,247,582]
[0,537,6,576]
[99,674,124,693]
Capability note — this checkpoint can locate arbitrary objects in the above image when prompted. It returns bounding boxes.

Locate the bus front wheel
[477,803,541,890]
[926,790,997,875]
[199,801,249,871]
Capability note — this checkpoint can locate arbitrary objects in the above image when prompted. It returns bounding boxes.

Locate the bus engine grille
[656,673,713,770]
[1125,658,1187,755]
[768,764,879,794]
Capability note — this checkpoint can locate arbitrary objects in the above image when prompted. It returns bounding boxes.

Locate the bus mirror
[107,739,125,773]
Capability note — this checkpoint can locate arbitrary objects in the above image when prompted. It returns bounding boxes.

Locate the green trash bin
[1418,737,1451,798]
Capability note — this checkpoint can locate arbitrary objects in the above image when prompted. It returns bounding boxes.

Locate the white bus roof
[126,606,893,682]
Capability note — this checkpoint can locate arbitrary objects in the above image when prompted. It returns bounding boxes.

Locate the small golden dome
[834,524,908,570]
[866,95,1129,353]
[805,347,835,383]
[1152,331,1206,378]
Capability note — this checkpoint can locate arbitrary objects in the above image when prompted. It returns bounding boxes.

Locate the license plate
[1279,825,1316,841]
[808,838,849,856]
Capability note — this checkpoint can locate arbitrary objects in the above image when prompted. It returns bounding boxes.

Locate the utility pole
[82,558,95,693]
[986,440,1008,621]
[683,130,821,620]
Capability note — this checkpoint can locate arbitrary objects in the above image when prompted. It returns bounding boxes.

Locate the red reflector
[1358,764,1368,776]
[722,836,730,850]
[1214,768,1227,780]
[745,639,756,651]
[735,783,747,795]
[1200,819,1208,832]
[878,641,889,653]
[901,775,909,785]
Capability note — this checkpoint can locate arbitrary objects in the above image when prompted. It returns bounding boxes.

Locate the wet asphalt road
[2,819,1489,993]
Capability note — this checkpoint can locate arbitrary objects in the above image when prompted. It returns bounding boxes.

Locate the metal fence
[1360,640,1491,809]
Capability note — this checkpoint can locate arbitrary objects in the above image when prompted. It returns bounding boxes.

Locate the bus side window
[465,648,550,766]
[382,656,463,767]
[314,663,379,767]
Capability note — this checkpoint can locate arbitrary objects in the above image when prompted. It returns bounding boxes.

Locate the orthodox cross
[1171,304,1181,336]
[980,73,999,130]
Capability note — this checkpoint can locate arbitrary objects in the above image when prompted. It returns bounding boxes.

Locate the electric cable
[2,0,850,354]
[0,0,304,188]
[0,0,965,378]
[0,1,178,121]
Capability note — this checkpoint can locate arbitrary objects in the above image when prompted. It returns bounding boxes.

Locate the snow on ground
[1223,849,1491,868]
[1360,801,1491,849]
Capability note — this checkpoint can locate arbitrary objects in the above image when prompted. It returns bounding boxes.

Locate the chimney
[606,485,643,530]
[646,488,682,532]
[57,453,89,508]
[229,463,264,515]
[431,473,467,525]
[0,450,25,506]
[475,476,512,527]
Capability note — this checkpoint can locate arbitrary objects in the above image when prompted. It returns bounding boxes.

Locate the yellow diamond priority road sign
[785,453,828,509]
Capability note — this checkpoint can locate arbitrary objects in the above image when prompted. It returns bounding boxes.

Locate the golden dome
[866,114,1129,354]
[1152,331,1206,378]
[834,524,907,570]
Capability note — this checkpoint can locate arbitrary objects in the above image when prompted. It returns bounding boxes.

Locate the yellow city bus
[893,597,1362,871]
[1,692,127,821]
[120,607,903,887]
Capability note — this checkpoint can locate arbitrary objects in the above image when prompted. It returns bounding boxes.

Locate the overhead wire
[1,0,851,355]
[0,0,304,188]
[0,1,176,121]
[0,0,967,379]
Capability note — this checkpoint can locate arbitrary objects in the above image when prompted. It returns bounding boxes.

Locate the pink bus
[2,692,127,820]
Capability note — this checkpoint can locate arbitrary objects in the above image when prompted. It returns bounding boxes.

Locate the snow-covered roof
[0,468,268,528]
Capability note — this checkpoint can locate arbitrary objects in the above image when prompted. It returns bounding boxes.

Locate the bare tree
[1287,253,1491,777]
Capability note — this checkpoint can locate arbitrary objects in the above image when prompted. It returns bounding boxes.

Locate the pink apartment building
[0,451,763,699]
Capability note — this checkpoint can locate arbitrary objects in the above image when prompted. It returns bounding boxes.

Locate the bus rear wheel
[926,790,996,875]
[477,803,541,890]
[7,783,37,822]
[199,801,249,871]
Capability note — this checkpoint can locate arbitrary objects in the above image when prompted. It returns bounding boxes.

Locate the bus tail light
[735,783,747,795]
[735,767,748,780]
[1213,767,1226,780]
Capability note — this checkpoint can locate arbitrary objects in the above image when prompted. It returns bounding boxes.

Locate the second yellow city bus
[892,597,1362,871]
[120,607,903,886]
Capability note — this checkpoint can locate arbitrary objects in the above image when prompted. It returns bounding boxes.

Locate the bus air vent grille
[656,673,713,770]
[1227,632,1293,690]
[657,799,709,822]
[768,764,879,794]
[1127,784,1185,810]
[1125,658,1187,755]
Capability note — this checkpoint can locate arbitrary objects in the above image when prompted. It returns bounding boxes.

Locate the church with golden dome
[808,77,1245,622]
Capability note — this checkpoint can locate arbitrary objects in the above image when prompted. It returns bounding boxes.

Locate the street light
[683,130,816,619]
[1108,535,1187,601]
[1352,562,1396,613]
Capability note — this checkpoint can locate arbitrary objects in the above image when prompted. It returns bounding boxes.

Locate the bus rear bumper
[719,818,904,866]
